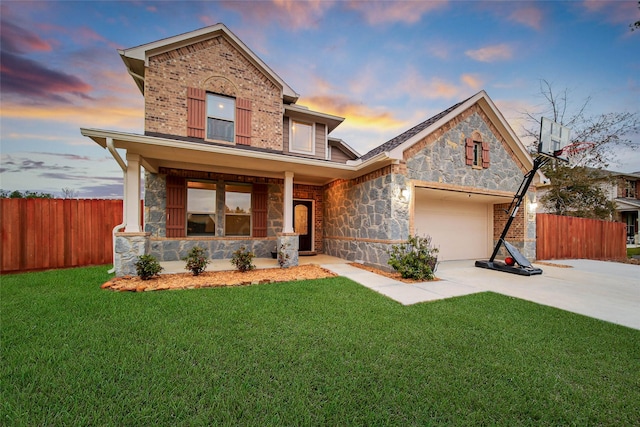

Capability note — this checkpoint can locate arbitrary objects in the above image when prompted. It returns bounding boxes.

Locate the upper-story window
[624,180,637,198]
[465,137,489,169]
[473,141,483,167]
[207,93,235,143]
[290,120,315,155]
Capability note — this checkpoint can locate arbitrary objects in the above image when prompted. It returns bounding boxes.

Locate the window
[225,184,251,236]
[187,181,216,236]
[207,93,235,142]
[473,141,483,167]
[624,180,636,198]
[290,120,314,154]
[465,137,489,169]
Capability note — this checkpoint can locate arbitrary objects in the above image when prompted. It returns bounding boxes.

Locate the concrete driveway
[435,259,640,330]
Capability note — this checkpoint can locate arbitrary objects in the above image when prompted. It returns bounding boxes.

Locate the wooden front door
[293,200,313,252]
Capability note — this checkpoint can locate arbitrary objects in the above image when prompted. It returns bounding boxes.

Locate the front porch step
[299,251,317,257]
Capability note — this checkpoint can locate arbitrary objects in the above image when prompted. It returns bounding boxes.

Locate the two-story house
[609,172,640,244]
[81,24,543,276]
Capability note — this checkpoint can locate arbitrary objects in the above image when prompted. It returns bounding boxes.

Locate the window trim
[289,119,316,155]
[205,93,236,144]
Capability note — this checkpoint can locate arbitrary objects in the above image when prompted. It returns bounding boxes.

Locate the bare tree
[520,81,638,220]
[520,80,639,168]
[61,187,79,199]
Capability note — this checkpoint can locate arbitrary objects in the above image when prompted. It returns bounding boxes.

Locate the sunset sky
[1,0,639,198]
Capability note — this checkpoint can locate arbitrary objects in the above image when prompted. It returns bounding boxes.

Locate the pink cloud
[349,0,448,25]
[0,20,52,54]
[221,0,333,30]
[509,6,543,30]
[465,44,513,62]
[397,69,483,100]
[581,0,639,25]
[1,52,93,102]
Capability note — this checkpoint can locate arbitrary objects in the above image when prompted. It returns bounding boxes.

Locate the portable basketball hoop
[475,117,572,276]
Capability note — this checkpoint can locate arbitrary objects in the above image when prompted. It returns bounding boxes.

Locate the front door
[293,200,313,252]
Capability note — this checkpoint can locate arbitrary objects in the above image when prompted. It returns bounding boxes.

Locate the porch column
[283,171,294,233]
[124,152,142,233]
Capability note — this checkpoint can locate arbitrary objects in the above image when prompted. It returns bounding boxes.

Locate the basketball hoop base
[475,260,543,276]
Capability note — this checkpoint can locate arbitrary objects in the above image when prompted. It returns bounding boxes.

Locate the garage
[413,188,502,261]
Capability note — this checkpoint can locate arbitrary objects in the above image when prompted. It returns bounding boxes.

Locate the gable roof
[357,91,539,179]
[118,23,299,103]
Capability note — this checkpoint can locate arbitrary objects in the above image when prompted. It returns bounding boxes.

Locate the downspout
[107,138,127,274]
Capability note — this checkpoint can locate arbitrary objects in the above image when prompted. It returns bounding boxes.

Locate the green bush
[183,246,210,276]
[387,234,439,281]
[134,254,163,280]
[230,246,255,272]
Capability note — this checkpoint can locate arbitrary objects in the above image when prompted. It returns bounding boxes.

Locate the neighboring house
[81,24,543,276]
[537,167,640,244]
[606,171,640,244]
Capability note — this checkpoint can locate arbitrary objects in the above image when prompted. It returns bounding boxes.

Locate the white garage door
[414,189,492,261]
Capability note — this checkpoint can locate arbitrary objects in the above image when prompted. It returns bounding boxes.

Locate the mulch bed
[101,264,337,292]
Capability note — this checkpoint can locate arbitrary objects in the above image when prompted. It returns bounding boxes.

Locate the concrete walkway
[324,259,640,331]
[161,256,640,330]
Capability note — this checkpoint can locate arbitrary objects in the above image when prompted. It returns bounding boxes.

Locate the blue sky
[1,0,639,198]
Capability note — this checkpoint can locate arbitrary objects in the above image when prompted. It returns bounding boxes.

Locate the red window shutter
[187,88,205,138]
[236,98,252,146]
[482,141,490,168]
[465,138,473,166]
[166,176,186,238]
[252,183,268,237]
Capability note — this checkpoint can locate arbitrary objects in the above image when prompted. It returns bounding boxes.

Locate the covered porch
[80,128,395,276]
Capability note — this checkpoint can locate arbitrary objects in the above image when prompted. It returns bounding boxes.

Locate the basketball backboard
[538,117,571,161]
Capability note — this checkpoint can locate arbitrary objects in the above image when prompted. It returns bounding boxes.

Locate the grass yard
[2,266,639,426]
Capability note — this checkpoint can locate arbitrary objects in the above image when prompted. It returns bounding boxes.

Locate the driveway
[435,259,640,330]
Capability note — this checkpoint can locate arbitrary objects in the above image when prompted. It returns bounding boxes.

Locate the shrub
[230,246,255,272]
[387,234,439,281]
[183,246,210,276]
[135,254,163,280]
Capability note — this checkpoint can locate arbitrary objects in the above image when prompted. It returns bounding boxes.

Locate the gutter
[106,137,127,274]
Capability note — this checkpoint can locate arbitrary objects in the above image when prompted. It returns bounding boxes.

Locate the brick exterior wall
[144,36,284,150]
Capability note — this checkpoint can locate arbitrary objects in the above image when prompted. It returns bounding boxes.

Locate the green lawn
[2,266,639,426]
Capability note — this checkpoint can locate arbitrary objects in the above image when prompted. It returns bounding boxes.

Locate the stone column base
[114,232,150,277]
[276,233,299,268]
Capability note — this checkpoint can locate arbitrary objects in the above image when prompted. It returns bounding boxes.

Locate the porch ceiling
[81,128,394,185]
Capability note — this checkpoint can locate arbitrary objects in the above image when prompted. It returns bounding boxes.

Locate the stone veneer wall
[145,171,166,237]
[144,35,284,150]
[404,109,525,194]
[323,165,410,270]
[114,232,150,276]
[150,238,275,262]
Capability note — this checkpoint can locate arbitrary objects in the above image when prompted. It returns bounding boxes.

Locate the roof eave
[79,128,392,182]
[118,23,299,102]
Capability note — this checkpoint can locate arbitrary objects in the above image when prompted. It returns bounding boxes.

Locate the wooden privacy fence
[1,199,141,274]
[536,213,626,260]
